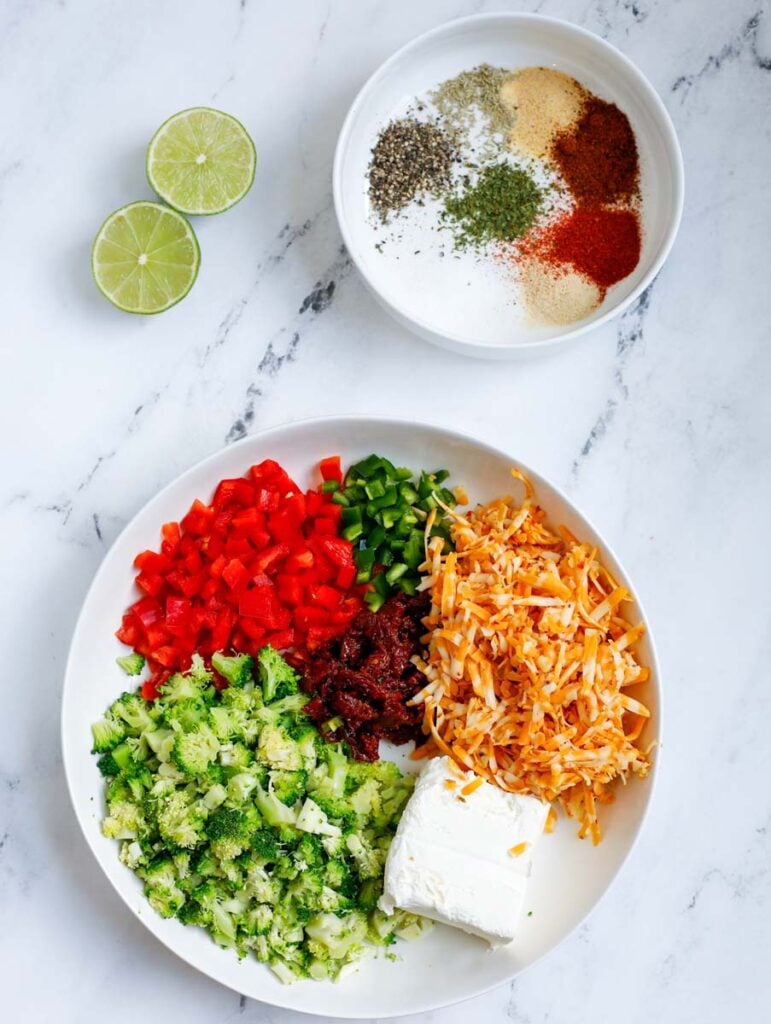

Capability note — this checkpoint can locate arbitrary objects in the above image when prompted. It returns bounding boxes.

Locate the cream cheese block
[379,756,548,946]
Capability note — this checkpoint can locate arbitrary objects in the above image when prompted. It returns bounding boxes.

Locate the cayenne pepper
[551,96,640,205]
[524,208,642,291]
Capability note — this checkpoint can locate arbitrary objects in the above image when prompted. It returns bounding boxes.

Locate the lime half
[92,201,200,314]
[146,107,257,215]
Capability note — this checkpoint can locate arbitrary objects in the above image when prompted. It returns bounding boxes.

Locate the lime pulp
[146,107,257,216]
[91,200,200,314]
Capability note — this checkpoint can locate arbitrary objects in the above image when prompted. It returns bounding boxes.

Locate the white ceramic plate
[334,14,684,358]
[62,417,660,1017]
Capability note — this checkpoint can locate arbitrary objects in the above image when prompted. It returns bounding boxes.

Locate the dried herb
[431,64,512,148]
[442,163,543,249]
[367,119,454,219]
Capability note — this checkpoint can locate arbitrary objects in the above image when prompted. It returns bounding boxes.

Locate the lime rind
[146,107,257,216]
[91,200,200,314]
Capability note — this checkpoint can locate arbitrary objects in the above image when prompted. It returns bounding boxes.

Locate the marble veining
[1,0,770,1021]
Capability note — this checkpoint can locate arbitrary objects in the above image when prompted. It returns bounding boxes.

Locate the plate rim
[333,11,685,358]
[61,413,663,1017]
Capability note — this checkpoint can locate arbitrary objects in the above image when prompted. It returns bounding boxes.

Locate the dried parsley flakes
[441,163,543,249]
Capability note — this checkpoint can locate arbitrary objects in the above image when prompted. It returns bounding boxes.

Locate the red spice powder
[551,96,639,206]
[521,207,641,291]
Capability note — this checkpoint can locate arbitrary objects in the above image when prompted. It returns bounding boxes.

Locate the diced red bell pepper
[310,584,342,611]
[295,605,331,629]
[211,607,235,650]
[320,536,354,568]
[209,554,227,578]
[250,459,283,483]
[222,558,250,592]
[268,506,304,544]
[160,522,181,557]
[239,586,280,620]
[230,507,263,533]
[252,543,290,575]
[144,623,171,649]
[165,595,191,626]
[183,549,203,575]
[132,596,162,629]
[254,487,281,512]
[178,572,205,598]
[336,564,356,589]
[181,499,214,536]
[152,645,180,669]
[265,628,295,651]
[142,673,167,701]
[240,619,266,643]
[284,548,314,573]
[224,535,253,560]
[277,575,304,607]
[116,613,140,646]
[134,549,173,574]
[214,478,255,510]
[136,572,164,597]
[306,489,322,516]
[319,455,342,484]
[200,577,220,601]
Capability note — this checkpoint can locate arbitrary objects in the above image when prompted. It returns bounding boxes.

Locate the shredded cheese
[509,842,529,857]
[412,470,652,844]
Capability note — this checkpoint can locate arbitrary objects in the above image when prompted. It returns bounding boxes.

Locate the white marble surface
[1,0,770,1020]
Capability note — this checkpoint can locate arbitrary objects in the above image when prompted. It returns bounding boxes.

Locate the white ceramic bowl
[334,14,684,358]
[62,416,661,1017]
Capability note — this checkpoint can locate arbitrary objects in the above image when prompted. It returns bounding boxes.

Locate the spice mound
[501,66,587,159]
[368,119,454,220]
[551,96,640,206]
[442,163,543,249]
[300,592,429,761]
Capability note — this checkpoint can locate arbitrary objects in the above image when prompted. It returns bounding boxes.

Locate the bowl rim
[61,413,663,1018]
[333,11,685,358]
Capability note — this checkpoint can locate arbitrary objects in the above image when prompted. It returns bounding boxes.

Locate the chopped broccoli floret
[218,741,253,768]
[257,723,302,771]
[97,752,120,777]
[305,912,368,960]
[227,770,261,803]
[257,645,299,703]
[172,724,220,777]
[270,769,307,807]
[250,827,281,863]
[116,652,145,676]
[91,715,125,753]
[102,800,145,840]
[110,691,156,735]
[205,807,252,862]
[141,856,186,918]
[211,651,254,689]
[156,791,205,849]
[159,669,209,705]
[162,698,209,733]
[310,794,356,833]
[294,833,325,870]
[255,784,298,828]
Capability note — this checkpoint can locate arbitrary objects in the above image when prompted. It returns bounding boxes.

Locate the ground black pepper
[367,119,454,220]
